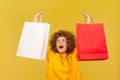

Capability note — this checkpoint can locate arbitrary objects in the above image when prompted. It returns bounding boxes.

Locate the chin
[58,51,65,53]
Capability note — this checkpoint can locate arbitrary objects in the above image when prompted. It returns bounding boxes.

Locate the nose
[59,40,63,44]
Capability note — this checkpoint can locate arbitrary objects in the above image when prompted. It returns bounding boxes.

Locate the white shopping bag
[16,13,50,60]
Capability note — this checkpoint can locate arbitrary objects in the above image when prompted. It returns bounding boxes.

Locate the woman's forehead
[57,36,66,40]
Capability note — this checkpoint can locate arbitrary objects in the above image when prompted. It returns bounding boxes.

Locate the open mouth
[59,46,63,49]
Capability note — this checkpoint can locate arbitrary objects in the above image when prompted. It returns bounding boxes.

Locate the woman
[34,12,92,80]
[46,30,82,80]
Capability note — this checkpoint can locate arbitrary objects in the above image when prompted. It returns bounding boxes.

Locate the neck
[60,52,66,55]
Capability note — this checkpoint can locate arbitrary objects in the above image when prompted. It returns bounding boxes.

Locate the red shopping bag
[76,23,108,61]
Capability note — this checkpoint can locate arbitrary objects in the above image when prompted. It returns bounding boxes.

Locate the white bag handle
[33,12,43,22]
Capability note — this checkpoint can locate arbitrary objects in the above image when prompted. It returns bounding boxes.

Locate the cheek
[56,43,59,49]
[56,42,59,47]
[64,43,67,49]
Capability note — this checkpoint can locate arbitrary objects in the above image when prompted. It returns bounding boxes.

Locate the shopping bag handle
[33,12,43,22]
[82,12,93,24]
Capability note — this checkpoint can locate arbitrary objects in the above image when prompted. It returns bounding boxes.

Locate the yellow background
[0,0,120,80]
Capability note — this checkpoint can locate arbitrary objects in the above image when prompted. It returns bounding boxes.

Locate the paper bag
[16,22,50,60]
[76,23,108,60]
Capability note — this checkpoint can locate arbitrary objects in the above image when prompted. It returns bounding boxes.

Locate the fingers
[33,12,43,22]
[33,12,93,23]
[82,12,93,24]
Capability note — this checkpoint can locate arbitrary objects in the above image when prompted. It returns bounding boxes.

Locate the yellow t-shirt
[46,45,82,80]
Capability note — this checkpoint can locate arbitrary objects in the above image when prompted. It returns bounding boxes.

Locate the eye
[62,39,66,42]
[62,40,65,42]
[56,39,60,43]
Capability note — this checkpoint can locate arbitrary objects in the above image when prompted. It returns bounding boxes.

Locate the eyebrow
[57,38,66,41]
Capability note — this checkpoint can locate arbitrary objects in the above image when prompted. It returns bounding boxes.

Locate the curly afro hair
[50,30,76,54]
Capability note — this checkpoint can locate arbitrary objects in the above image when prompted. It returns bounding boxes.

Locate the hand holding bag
[76,13,108,61]
[16,12,50,60]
